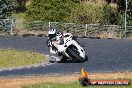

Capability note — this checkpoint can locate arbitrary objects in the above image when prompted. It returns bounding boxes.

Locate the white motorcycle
[46,33,88,63]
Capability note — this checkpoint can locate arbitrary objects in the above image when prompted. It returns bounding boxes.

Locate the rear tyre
[85,55,88,61]
[67,48,85,63]
[59,55,68,63]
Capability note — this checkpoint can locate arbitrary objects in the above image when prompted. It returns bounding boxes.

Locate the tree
[14,0,29,13]
[0,0,14,19]
[25,0,80,22]
[0,0,15,31]
[117,0,132,25]
[70,3,104,24]
[101,4,118,25]
[117,0,125,13]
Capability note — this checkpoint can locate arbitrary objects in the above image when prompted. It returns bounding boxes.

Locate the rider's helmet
[48,29,57,40]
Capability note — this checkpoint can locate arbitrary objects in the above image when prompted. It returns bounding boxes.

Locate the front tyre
[67,48,85,63]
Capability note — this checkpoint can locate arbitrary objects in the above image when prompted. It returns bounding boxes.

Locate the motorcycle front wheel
[67,47,85,63]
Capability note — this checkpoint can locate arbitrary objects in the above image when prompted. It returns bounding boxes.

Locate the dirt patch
[14,30,47,37]
[0,71,132,88]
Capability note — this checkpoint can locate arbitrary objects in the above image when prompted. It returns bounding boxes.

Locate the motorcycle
[46,33,88,63]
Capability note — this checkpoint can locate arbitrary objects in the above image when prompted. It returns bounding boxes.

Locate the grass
[23,82,131,88]
[0,49,47,68]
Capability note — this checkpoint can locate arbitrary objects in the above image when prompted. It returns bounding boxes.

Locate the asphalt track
[0,36,132,77]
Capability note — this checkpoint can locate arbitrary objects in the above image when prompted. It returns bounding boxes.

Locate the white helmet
[48,29,57,39]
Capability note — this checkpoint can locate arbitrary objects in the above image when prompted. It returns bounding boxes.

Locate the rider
[46,29,79,62]
[46,29,65,55]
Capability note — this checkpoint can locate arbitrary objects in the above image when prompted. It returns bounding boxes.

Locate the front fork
[70,40,85,58]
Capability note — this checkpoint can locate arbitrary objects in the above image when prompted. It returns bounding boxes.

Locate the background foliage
[117,0,132,26]
[0,0,14,31]
[25,0,122,25]
[70,2,104,24]
[1,0,132,26]
[14,0,28,13]
[0,0,14,19]
[25,0,119,25]
[25,0,80,22]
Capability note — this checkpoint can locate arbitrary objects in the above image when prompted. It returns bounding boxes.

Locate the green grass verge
[0,49,47,68]
[23,82,131,88]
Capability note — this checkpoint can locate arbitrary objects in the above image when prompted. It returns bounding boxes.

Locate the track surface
[0,36,132,76]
